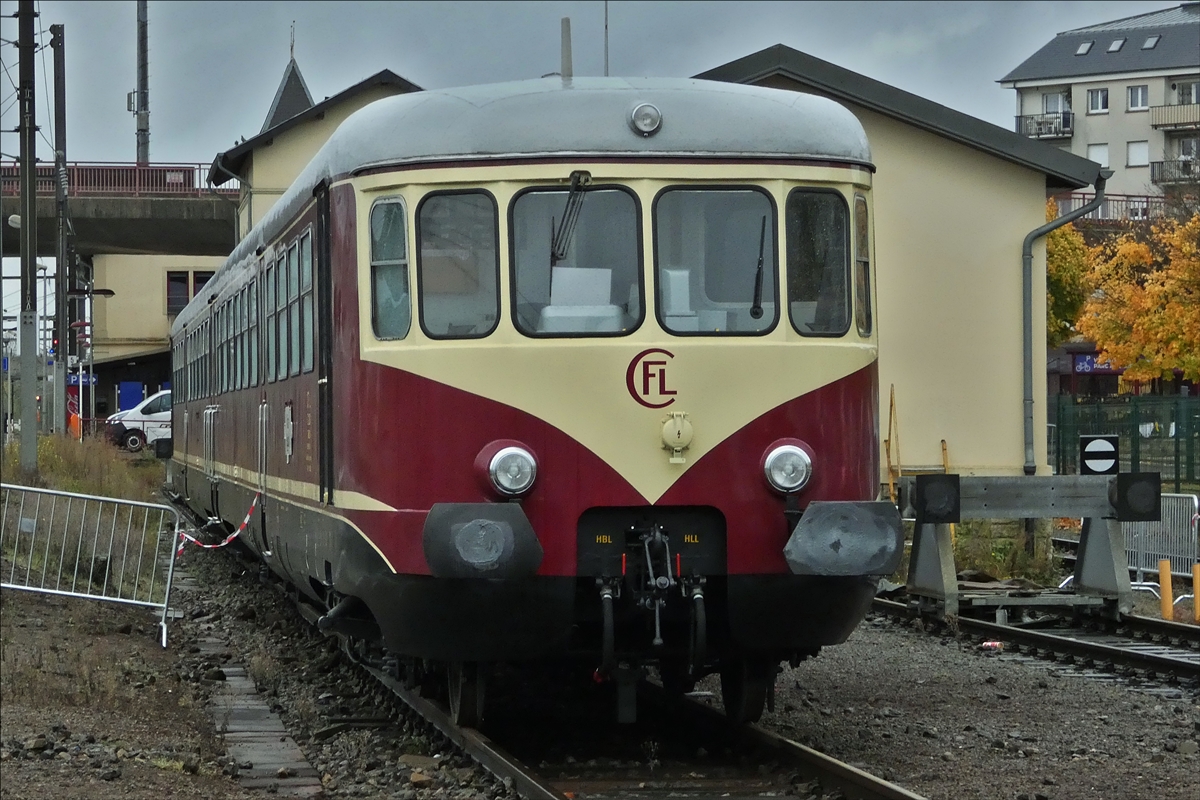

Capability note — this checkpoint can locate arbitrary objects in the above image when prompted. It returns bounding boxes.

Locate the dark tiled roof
[209,69,422,186]
[696,45,1101,191]
[261,58,314,134]
[1000,3,1199,83]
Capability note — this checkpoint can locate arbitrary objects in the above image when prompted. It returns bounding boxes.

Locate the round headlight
[764,445,812,493]
[488,446,537,497]
[629,102,662,136]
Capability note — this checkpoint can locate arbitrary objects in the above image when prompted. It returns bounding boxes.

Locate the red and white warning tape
[177,493,261,556]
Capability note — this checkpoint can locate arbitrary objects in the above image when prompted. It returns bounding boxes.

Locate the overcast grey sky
[0,0,1181,166]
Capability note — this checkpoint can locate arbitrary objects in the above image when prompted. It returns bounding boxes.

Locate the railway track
[309,617,930,800]
[873,598,1200,686]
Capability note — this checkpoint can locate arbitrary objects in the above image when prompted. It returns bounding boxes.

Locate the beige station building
[91,44,1107,481]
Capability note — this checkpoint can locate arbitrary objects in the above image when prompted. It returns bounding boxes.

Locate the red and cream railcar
[169,77,902,725]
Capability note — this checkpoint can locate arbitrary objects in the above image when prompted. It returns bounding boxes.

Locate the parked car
[106,390,171,452]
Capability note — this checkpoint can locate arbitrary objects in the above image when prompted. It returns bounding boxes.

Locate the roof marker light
[629,103,662,137]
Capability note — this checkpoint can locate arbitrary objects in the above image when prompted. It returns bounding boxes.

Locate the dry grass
[247,646,282,694]
[2,434,164,502]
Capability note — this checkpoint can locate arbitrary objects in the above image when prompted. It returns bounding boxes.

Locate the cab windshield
[510,187,642,336]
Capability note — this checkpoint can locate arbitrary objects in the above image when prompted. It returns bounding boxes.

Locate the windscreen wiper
[749,215,766,320]
[550,170,592,266]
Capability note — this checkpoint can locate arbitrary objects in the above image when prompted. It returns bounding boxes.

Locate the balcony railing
[1016,112,1074,139]
[1054,192,1166,221]
[1150,159,1199,185]
[1149,102,1200,130]
[0,161,239,197]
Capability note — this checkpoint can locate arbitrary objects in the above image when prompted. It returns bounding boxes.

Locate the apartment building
[1000,2,1199,219]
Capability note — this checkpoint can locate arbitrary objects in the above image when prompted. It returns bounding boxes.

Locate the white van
[107,389,172,452]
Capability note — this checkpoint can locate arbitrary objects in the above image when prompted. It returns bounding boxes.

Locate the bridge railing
[0,161,239,198]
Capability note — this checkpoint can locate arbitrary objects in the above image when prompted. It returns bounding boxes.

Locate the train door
[315,182,335,505]
[257,397,270,553]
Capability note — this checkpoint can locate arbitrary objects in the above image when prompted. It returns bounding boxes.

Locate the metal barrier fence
[0,160,239,197]
[0,483,181,647]
[1052,395,1200,491]
[1125,493,1199,586]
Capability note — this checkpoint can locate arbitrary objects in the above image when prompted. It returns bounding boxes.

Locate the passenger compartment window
[417,192,500,339]
[300,232,314,373]
[786,190,850,336]
[653,188,777,335]
[369,198,410,340]
[265,260,277,383]
[510,186,641,336]
[854,195,872,337]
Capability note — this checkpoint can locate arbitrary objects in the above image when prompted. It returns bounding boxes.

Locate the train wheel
[720,658,771,724]
[447,662,485,728]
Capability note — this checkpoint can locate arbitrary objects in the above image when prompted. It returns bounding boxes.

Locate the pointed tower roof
[261,58,315,134]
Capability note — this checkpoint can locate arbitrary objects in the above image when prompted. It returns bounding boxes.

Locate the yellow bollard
[1193,564,1199,624]
[1158,559,1173,621]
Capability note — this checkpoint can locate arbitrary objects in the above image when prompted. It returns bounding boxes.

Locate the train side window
[249,277,259,387]
[653,187,778,335]
[417,191,500,339]
[510,186,642,337]
[288,242,301,377]
[277,250,290,381]
[370,198,410,340]
[785,189,850,337]
[854,195,872,337]
[300,232,314,372]
[239,287,248,388]
[265,260,277,383]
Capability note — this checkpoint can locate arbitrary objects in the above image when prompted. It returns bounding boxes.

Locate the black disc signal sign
[1079,435,1119,475]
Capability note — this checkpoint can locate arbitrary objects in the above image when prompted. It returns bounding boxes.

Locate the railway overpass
[1,162,238,257]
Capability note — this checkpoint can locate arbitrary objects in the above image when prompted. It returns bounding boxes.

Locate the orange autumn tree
[1077,213,1200,383]
[1045,199,1089,347]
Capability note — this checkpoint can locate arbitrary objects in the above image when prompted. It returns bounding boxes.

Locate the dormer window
[1076,41,1094,55]
[1107,39,1126,53]
[1142,35,1160,49]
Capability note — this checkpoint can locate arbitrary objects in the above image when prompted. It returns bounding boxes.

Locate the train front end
[326,79,902,722]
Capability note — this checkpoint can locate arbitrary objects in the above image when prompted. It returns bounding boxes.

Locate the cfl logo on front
[626,348,677,409]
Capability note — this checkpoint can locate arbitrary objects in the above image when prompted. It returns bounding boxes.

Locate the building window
[1087,88,1109,113]
[1179,81,1200,105]
[1087,143,1109,168]
[193,271,214,295]
[1142,35,1160,50]
[1043,92,1070,114]
[167,271,189,315]
[1107,39,1125,53]
[1127,141,1149,168]
[1075,41,1093,56]
[1127,85,1148,111]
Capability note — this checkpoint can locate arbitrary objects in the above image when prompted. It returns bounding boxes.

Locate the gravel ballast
[5,540,1198,799]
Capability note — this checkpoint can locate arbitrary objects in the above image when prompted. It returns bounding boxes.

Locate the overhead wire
[36,1,54,151]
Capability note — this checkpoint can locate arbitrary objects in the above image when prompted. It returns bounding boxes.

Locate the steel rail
[646,684,928,800]
[1121,614,1200,648]
[352,657,567,800]
[874,598,1199,680]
